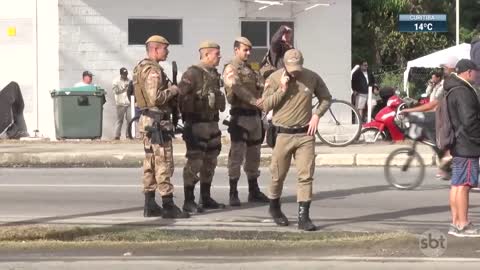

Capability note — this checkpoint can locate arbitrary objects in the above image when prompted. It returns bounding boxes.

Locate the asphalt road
[1,167,476,233]
[1,257,480,270]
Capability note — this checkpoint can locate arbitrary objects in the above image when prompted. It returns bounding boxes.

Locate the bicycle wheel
[384,147,425,190]
[127,115,141,140]
[316,100,361,147]
[360,127,386,144]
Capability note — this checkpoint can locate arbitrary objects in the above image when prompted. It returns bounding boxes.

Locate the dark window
[269,21,294,43]
[250,48,269,70]
[128,19,182,45]
[241,21,268,47]
[241,21,294,66]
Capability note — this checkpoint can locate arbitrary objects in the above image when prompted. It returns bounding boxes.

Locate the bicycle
[126,115,141,140]
[314,98,362,147]
[384,112,451,190]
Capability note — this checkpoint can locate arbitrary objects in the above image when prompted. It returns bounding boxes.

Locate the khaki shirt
[223,57,263,110]
[262,68,332,128]
[133,58,178,133]
[133,58,177,110]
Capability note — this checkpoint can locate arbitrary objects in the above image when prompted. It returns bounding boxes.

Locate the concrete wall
[59,0,240,138]
[56,0,351,139]
[295,1,351,103]
[0,0,351,140]
[0,0,58,139]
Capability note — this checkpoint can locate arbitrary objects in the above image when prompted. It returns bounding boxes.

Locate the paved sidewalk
[0,138,436,167]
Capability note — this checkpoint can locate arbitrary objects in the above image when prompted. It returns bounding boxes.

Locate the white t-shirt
[363,71,369,85]
[74,82,92,87]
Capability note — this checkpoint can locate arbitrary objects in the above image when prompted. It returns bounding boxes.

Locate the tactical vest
[181,65,225,115]
[225,60,262,108]
[132,58,169,109]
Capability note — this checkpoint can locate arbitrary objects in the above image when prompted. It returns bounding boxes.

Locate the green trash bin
[51,86,106,140]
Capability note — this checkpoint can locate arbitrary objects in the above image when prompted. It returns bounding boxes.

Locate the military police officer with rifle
[132,35,189,219]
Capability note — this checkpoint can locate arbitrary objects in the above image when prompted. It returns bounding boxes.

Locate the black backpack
[435,87,462,151]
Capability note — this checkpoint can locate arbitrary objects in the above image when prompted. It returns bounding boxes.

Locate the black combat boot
[161,194,190,219]
[199,183,226,209]
[247,177,269,203]
[182,185,204,214]
[143,191,163,217]
[229,178,241,207]
[268,198,289,226]
[298,201,316,231]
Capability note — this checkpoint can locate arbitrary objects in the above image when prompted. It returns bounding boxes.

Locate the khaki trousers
[269,133,315,202]
[142,135,175,196]
[228,142,261,179]
[227,114,263,179]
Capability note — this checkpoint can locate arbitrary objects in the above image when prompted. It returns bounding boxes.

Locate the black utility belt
[277,126,309,134]
[183,112,219,123]
[230,108,261,117]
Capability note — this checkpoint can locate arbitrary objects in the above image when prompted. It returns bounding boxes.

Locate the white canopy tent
[403,43,471,96]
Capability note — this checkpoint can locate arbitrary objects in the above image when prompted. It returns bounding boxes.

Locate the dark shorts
[451,157,479,187]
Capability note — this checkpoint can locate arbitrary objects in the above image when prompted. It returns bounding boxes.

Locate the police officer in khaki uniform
[133,35,189,219]
[223,37,269,206]
[260,49,332,231]
[178,41,226,213]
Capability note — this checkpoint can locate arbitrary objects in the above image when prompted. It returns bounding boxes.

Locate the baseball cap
[82,71,93,77]
[455,59,480,74]
[120,67,128,75]
[283,49,303,73]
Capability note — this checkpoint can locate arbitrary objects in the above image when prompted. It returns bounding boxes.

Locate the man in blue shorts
[444,59,480,237]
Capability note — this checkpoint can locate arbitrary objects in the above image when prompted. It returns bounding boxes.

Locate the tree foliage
[353,0,456,69]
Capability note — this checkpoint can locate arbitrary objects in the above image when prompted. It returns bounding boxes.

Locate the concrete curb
[0,152,438,168]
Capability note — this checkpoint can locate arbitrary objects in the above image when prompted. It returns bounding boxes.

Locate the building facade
[0,0,351,139]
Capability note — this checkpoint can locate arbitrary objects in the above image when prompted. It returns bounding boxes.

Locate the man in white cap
[112,67,131,140]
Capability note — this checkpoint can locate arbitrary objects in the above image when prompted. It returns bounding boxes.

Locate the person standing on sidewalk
[74,71,94,87]
[112,67,131,140]
[223,37,269,207]
[259,49,332,231]
[443,59,480,237]
[178,41,226,214]
[270,25,293,70]
[132,35,189,219]
[259,25,293,80]
[351,60,375,122]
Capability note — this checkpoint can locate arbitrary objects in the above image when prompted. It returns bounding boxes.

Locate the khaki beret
[235,37,252,47]
[145,35,170,45]
[199,40,220,50]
